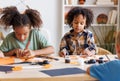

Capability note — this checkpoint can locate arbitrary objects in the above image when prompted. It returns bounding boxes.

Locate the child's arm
[86,67,90,75]
[82,48,95,56]
[22,46,54,59]
[0,50,4,57]
[59,48,67,57]
[83,31,96,56]
[59,37,68,57]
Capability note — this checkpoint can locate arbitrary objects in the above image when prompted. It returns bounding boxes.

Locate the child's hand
[22,49,35,59]
[59,52,65,57]
[0,51,4,57]
[14,48,24,58]
[82,49,94,56]
[59,49,67,57]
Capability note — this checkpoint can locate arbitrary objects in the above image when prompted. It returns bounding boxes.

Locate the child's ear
[70,23,73,27]
[116,44,120,54]
[84,25,87,29]
[116,44,119,49]
[116,44,120,59]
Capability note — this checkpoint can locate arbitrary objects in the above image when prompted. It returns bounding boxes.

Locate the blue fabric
[90,60,120,81]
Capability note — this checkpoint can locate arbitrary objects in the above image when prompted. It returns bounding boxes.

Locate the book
[109,10,117,24]
[65,0,68,5]
[107,10,113,24]
[107,10,117,24]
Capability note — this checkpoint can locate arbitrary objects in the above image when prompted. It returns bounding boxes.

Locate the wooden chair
[96,47,112,55]
[94,35,112,55]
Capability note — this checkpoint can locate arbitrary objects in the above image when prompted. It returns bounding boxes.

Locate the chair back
[97,47,112,55]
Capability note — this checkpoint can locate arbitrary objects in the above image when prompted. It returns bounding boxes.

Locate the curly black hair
[66,7,93,29]
[0,6,42,29]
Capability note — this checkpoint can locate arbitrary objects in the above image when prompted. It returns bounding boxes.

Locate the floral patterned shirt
[59,29,96,55]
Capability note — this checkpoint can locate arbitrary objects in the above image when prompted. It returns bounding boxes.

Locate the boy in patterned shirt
[59,7,96,57]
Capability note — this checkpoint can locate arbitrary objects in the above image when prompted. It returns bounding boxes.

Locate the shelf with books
[91,24,117,27]
[64,24,117,27]
[62,0,119,54]
[64,7,118,24]
[64,0,118,5]
[64,4,118,8]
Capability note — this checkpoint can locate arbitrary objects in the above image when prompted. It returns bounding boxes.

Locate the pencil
[22,41,30,60]
[105,55,110,61]
[42,56,59,61]
[25,41,30,49]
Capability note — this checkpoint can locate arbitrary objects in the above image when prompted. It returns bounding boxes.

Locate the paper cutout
[0,57,15,65]
[41,67,86,76]
[43,64,52,69]
[12,66,22,71]
[0,65,22,73]
[0,65,14,73]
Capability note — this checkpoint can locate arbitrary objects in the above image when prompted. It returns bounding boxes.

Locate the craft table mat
[41,67,86,76]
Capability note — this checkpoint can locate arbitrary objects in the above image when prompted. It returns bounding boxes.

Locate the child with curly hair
[0,6,54,58]
[59,7,96,57]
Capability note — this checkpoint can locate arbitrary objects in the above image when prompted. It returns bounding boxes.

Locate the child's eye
[73,22,78,24]
[80,23,84,25]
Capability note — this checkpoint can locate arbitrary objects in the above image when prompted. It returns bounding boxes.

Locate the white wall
[0,0,63,55]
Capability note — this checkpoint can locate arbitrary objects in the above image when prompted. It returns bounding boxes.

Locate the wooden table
[0,55,117,81]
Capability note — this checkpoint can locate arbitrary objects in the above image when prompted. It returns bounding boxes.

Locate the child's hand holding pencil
[21,41,35,59]
[15,41,35,59]
[22,49,35,59]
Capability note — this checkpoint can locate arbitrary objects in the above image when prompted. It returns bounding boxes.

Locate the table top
[0,55,117,81]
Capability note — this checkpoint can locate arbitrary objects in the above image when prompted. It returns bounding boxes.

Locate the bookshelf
[62,0,119,54]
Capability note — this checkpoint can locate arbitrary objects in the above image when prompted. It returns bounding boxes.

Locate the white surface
[0,55,116,81]
[0,56,94,80]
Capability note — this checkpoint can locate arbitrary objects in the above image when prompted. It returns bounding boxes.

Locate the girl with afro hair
[0,6,54,58]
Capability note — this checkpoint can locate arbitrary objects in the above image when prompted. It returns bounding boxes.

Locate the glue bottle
[65,52,70,63]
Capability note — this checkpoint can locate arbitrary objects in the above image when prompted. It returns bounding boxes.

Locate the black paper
[0,65,14,73]
[41,67,85,76]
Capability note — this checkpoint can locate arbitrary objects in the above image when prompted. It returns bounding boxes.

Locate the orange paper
[43,64,52,69]
[12,66,22,71]
[0,57,15,65]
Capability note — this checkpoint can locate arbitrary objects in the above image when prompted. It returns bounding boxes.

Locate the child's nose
[20,35,25,41]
